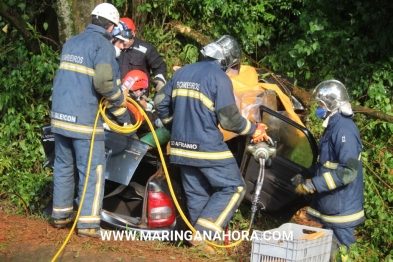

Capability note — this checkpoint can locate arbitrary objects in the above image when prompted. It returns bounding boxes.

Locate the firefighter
[118,17,167,95]
[291,80,364,255]
[107,20,133,126]
[50,3,127,238]
[154,35,268,252]
[122,69,162,133]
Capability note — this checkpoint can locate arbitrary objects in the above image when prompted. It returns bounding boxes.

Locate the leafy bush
[0,35,57,211]
[1,0,393,260]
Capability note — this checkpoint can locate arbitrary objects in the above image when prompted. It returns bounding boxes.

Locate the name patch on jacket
[51,111,77,123]
[134,45,147,53]
[61,54,84,64]
[176,81,200,91]
[171,140,199,151]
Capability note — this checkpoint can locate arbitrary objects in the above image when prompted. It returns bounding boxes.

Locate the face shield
[200,35,241,72]
[113,29,133,42]
[112,21,133,43]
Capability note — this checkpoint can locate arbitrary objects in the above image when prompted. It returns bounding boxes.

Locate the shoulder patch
[342,135,346,143]
[133,45,147,54]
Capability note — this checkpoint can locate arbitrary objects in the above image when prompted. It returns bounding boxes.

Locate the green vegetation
[1,0,393,260]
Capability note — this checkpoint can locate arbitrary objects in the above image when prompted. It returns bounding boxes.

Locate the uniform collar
[324,112,341,128]
[203,57,222,67]
[128,37,140,50]
[85,24,112,40]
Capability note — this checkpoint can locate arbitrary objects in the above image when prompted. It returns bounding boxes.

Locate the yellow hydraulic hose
[51,103,101,262]
[127,100,246,249]
[51,97,142,261]
[99,97,143,133]
[52,96,243,261]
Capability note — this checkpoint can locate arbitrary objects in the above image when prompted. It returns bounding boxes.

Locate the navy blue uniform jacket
[51,24,125,140]
[307,113,365,228]
[157,59,256,167]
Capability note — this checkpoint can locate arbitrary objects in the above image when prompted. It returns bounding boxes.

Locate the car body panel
[39,66,318,233]
[240,106,317,221]
[104,131,149,185]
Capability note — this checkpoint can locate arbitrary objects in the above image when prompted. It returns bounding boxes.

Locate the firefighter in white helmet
[50,3,127,238]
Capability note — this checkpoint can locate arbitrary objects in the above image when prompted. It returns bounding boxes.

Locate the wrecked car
[40,65,318,234]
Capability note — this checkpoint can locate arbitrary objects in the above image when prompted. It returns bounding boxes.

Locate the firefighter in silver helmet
[291,80,364,256]
[155,35,268,252]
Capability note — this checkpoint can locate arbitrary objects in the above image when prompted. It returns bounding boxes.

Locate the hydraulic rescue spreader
[246,137,277,230]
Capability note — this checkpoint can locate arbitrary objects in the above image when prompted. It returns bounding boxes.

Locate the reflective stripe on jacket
[307,113,364,228]
[157,59,256,167]
[51,24,123,140]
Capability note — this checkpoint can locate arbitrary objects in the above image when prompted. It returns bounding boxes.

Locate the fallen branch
[168,20,212,46]
[168,20,393,124]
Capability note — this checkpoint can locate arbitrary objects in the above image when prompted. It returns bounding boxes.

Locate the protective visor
[114,29,133,42]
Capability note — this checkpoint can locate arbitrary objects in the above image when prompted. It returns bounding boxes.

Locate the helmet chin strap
[322,110,337,127]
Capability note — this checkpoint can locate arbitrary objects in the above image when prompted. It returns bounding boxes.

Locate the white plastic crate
[250,223,333,262]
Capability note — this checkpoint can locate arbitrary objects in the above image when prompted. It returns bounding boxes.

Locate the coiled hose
[52,96,244,261]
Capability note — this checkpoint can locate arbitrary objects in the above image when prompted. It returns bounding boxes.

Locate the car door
[240,105,318,222]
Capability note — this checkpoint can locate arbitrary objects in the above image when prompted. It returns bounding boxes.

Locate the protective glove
[291,174,316,195]
[146,101,155,112]
[114,89,129,108]
[153,78,165,92]
[155,118,163,128]
[251,123,268,143]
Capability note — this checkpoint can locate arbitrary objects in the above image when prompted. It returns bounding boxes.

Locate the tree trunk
[132,0,147,34]
[56,0,103,44]
[168,19,393,124]
[0,1,41,55]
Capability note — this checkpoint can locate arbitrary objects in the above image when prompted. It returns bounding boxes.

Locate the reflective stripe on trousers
[52,134,105,229]
[179,163,246,235]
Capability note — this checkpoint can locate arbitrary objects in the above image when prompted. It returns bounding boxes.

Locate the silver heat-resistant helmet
[200,35,241,72]
[311,79,350,111]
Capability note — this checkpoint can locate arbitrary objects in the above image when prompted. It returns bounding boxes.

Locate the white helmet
[91,3,120,26]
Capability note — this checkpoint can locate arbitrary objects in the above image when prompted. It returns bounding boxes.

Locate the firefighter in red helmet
[123,70,163,135]
[118,17,167,96]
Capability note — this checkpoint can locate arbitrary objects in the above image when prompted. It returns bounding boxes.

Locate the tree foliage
[1,0,393,260]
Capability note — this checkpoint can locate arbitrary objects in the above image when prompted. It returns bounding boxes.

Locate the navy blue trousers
[52,134,105,229]
[331,226,356,248]
[179,163,245,236]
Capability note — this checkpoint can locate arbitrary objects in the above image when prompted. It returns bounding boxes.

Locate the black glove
[291,174,316,195]
[153,78,165,92]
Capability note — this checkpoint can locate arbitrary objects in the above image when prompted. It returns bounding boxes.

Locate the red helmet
[120,17,136,33]
[123,70,148,91]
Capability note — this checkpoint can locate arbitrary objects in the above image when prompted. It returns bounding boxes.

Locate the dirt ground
[0,204,320,262]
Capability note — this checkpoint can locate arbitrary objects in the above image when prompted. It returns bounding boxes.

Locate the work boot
[188,234,216,253]
[77,228,106,238]
[52,212,76,228]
